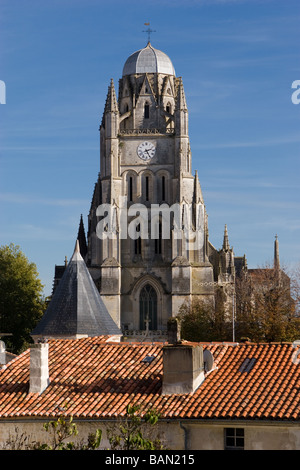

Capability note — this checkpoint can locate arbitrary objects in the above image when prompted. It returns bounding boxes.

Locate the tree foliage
[179,288,233,342]
[1,415,102,450]
[1,408,163,450]
[39,415,102,450]
[0,243,46,353]
[179,264,300,343]
[235,265,300,342]
[107,404,165,450]
[290,262,300,317]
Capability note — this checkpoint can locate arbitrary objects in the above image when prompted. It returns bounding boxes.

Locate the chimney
[167,317,181,344]
[0,340,6,366]
[29,342,49,394]
[162,318,205,395]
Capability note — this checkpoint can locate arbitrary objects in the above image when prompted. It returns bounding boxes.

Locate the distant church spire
[223,224,230,251]
[274,234,280,270]
[77,214,87,259]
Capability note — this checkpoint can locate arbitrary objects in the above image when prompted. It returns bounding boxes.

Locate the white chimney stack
[0,340,6,366]
[162,318,205,395]
[29,342,49,394]
[162,343,205,395]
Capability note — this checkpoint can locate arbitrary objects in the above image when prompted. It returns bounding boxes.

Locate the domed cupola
[122,42,176,77]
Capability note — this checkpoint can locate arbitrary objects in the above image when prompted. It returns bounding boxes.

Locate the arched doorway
[139,284,157,330]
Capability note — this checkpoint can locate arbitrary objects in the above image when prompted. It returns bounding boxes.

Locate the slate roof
[31,242,121,339]
[0,337,299,421]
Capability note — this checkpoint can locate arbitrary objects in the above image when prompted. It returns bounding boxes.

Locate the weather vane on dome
[143,22,156,44]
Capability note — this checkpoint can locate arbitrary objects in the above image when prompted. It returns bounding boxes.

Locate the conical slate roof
[32,241,122,339]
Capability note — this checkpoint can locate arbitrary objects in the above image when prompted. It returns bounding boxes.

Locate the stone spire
[193,170,204,204]
[77,214,87,259]
[222,224,230,251]
[274,234,280,270]
[31,240,122,341]
[106,78,119,113]
[101,78,119,128]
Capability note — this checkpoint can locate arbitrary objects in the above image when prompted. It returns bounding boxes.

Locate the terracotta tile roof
[0,337,299,421]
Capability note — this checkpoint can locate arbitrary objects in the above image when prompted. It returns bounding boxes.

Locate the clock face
[137,141,156,161]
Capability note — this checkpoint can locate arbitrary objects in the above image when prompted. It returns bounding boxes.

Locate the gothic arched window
[144,102,150,119]
[139,284,157,330]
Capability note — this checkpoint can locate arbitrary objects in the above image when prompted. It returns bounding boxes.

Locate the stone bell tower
[86,42,218,338]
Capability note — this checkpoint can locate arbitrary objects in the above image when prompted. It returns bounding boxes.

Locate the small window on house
[224,428,244,450]
[144,102,150,119]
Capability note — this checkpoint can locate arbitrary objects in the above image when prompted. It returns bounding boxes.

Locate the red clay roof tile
[0,338,299,421]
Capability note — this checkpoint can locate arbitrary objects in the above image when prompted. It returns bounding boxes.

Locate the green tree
[107,404,165,450]
[179,300,214,342]
[2,407,163,450]
[39,415,102,450]
[2,415,102,450]
[179,290,231,342]
[0,243,45,354]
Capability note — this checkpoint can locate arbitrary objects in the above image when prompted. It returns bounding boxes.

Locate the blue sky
[0,0,299,297]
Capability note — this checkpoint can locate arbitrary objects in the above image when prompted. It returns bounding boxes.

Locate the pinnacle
[193,170,204,203]
[223,224,230,251]
[105,78,119,113]
[175,77,187,111]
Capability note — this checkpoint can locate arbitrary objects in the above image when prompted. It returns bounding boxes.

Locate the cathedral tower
[86,42,226,338]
